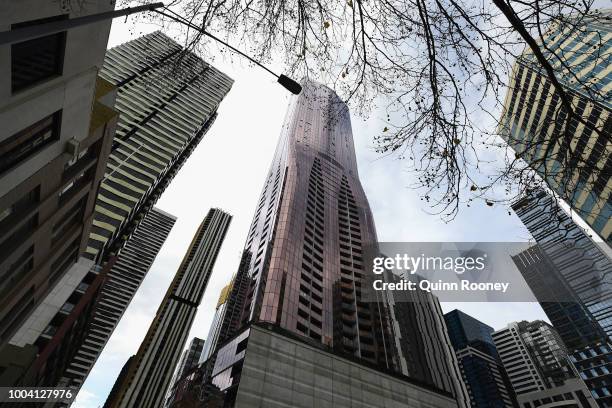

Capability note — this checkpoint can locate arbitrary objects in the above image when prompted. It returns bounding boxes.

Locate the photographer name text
[372,279,510,293]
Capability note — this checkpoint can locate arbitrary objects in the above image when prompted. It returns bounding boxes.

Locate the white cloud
[72,388,102,408]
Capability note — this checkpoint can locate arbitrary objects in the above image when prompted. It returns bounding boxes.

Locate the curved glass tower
[167,81,466,408]
[232,80,389,362]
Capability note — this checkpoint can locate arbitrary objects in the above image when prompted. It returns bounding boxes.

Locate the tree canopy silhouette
[125,0,610,224]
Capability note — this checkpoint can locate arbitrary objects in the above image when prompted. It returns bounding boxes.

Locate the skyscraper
[570,344,612,408]
[85,31,233,261]
[105,208,232,408]
[0,5,116,313]
[493,322,550,396]
[513,190,612,343]
[385,276,470,407]
[168,81,464,408]
[165,337,206,407]
[512,191,612,406]
[0,0,117,385]
[166,336,206,406]
[165,281,234,407]
[499,13,611,245]
[492,321,597,408]
[512,245,609,353]
[6,31,233,389]
[444,310,516,408]
[220,80,390,361]
[199,281,233,364]
[36,207,175,389]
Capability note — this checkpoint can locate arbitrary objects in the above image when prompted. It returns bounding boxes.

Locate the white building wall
[0,0,113,197]
[9,257,94,347]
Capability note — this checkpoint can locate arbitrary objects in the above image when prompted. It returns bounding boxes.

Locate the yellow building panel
[95,204,126,222]
[98,191,135,213]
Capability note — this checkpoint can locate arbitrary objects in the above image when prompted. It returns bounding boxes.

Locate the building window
[51,197,86,245]
[0,215,38,260]
[0,111,62,174]
[0,186,40,229]
[49,238,80,283]
[0,245,34,296]
[0,286,35,340]
[11,15,67,92]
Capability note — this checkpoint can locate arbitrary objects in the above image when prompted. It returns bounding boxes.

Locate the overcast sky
[73,16,550,407]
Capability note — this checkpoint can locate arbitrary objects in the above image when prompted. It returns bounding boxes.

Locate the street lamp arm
[155,10,276,77]
[0,3,165,46]
[0,1,301,95]
[154,8,302,95]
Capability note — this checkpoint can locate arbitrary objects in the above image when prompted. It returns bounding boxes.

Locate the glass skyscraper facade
[499,12,611,245]
[446,309,499,356]
[444,310,516,408]
[512,244,609,353]
[512,190,612,344]
[167,81,466,408]
[512,191,612,406]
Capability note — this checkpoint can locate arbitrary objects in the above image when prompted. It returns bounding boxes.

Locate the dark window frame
[0,111,62,175]
[11,15,68,93]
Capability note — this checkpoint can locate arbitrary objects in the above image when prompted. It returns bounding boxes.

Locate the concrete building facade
[0,0,117,385]
[2,30,233,390]
[493,321,597,408]
[37,207,176,390]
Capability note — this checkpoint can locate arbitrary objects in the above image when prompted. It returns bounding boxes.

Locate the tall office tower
[444,310,516,408]
[7,31,233,389]
[36,207,175,389]
[168,81,464,408]
[513,245,609,352]
[199,282,233,364]
[177,338,206,383]
[106,208,231,408]
[0,0,117,385]
[385,277,470,408]
[493,321,597,408]
[513,190,612,343]
[511,194,612,408]
[86,31,233,261]
[570,344,612,408]
[165,337,206,406]
[498,12,611,245]
[493,322,549,395]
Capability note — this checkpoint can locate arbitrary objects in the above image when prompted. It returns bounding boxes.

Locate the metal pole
[0,2,164,46]
[154,9,302,95]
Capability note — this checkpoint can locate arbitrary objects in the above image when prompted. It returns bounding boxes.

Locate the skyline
[162,75,469,407]
[73,19,555,407]
[1,2,609,407]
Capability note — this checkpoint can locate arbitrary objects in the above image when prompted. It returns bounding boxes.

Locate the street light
[0,2,302,95]
[0,3,165,45]
[154,8,302,95]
